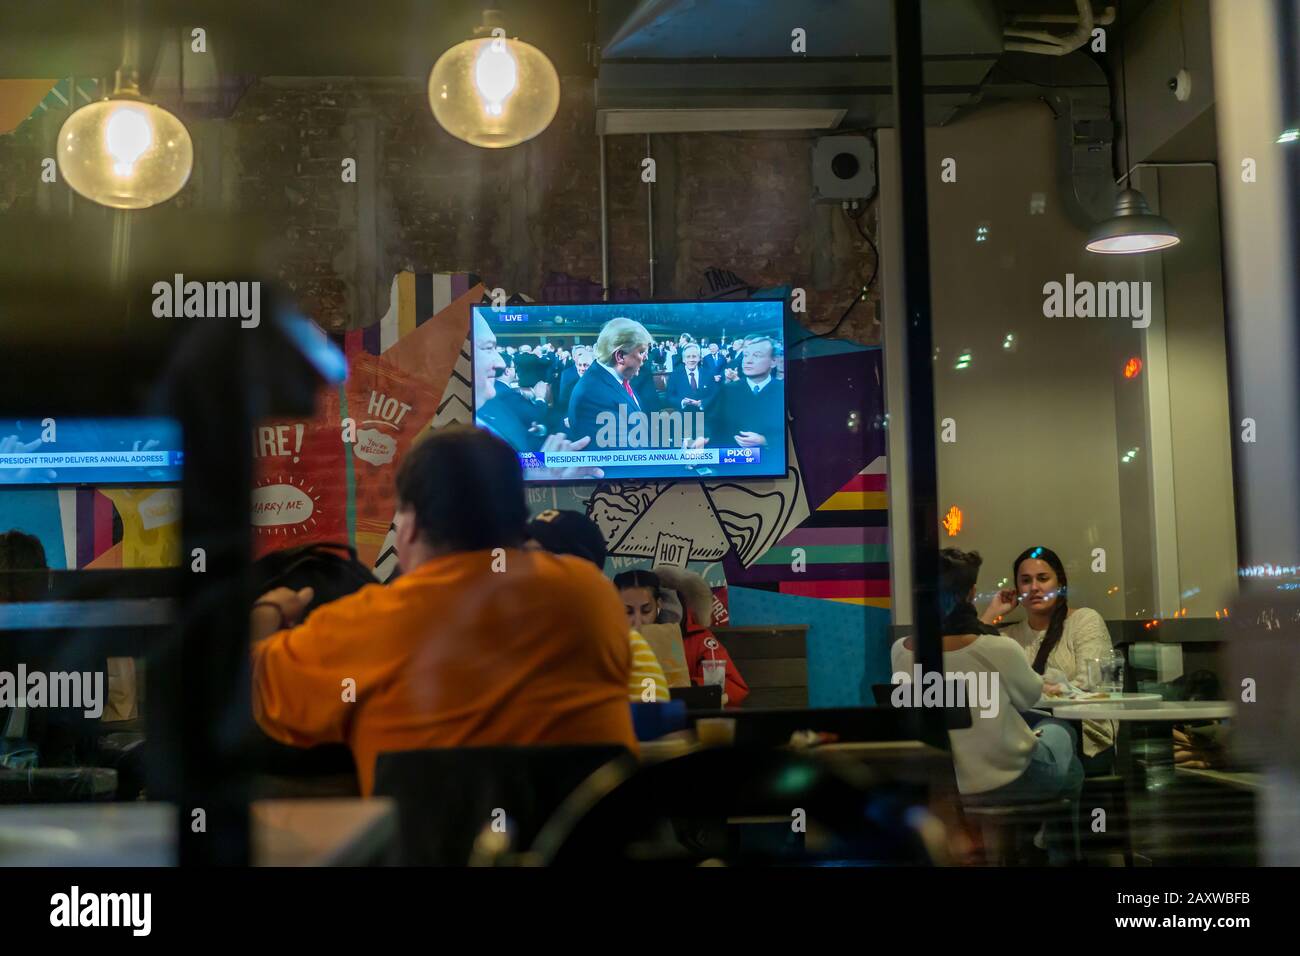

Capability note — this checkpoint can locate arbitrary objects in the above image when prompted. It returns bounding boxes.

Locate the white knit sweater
[1001,607,1116,756]
[890,634,1043,795]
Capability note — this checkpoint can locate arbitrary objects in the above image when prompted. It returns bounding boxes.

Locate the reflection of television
[0,418,182,486]
[472,299,788,482]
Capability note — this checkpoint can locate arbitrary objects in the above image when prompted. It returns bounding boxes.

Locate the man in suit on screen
[663,343,716,414]
[555,346,592,426]
[708,335,784,450]
[701,341,729,384]
[565,317,653,448]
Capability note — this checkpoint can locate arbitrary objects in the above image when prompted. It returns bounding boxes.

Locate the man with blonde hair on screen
[566,317,653,446]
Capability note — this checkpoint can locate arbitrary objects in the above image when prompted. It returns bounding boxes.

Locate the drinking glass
[1098,651,1125,694]
[1084,657,1104,691]
[696,717,736,746]
[701,658,726,689]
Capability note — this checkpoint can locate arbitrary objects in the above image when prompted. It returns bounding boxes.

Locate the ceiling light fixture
[56,1,193,209]
[1086,186,1180,254]
[428,9,560,148]
[1086,25,1180,255]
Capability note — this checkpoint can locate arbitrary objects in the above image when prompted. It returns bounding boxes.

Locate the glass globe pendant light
[428,9,560,148]
[57,6,193,210]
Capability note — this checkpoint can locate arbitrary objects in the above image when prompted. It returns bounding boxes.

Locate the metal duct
[967,50,1117,228]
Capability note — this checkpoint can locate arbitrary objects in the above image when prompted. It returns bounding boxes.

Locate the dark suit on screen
[664,364,716,413]
[554,363,582,431]
[701,352,729,383]
[558,362,580,398]
[477,393,538,453]
[709,377,785,449]
[544,355,563,390]
[566,363,643,447]
[631,367,662,414]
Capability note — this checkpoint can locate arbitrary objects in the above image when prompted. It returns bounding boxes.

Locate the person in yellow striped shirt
[526,510,670,703]
[628,629,670,703]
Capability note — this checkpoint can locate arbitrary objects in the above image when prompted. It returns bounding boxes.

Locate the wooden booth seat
[712,625,808,708]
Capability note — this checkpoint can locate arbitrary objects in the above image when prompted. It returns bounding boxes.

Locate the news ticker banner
[520,447,763,469]
[0,451,183,471]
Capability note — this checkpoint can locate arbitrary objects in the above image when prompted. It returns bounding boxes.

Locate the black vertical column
[890,0,944,744]
[147,317,254,866]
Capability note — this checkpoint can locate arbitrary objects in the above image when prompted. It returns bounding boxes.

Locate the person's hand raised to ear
[980,587,1018,624]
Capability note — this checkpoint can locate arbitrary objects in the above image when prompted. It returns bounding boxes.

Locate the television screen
[473,299,787,481]
[0,418,182,485]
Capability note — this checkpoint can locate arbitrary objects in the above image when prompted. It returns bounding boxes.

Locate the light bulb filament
[475,41,518,115]
[105,106,153,177]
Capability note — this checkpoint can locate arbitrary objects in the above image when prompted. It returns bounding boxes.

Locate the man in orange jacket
[249,425,638,795]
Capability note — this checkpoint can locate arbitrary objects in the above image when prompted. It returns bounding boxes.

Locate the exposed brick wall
[0,76,880,344]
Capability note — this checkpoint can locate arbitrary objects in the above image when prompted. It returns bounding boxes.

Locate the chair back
[0,767,117,803]
[871,683,975,730]
[372,744,633,865]
[531,747,935,866]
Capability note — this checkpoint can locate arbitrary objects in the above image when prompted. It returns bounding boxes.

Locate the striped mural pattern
[432,340,473,430]
[745,456,891,608]
[344,272,480,358]
[364,271,481,582]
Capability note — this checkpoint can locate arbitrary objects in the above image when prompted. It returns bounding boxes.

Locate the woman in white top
[980,545,1116,774]
[891,549,1082,863]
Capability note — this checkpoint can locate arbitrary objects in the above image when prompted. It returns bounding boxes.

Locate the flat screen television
[0,418,182,486]
[472,299,787,482]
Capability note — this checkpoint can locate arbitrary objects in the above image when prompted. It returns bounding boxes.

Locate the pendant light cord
[1119,6,1130,184]
[1118,159,1216,187]
[1178,0,1187,71]
[117,0,143,94]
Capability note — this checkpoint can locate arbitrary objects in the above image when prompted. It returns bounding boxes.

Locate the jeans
[1024,708,1116,776]
[966,719,1085,863]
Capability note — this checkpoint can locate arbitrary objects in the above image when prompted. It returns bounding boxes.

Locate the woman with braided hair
[613,566,749,708]
[980,546,1117,775]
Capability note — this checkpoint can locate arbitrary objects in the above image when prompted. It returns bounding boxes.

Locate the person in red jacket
[679,603,749,708]
[614,566,749,708]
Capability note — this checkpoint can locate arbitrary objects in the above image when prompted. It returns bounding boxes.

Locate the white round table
[1034,692,1162,710]
[1050,700,1234,721]
[1045,699,1235,866]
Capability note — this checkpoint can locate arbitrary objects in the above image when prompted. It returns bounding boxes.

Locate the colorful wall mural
[362,272,895,705]
[0,269,894,704]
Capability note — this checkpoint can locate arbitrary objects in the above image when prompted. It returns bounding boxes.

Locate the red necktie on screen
[689,371,697,391]
[623,378,639,407]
